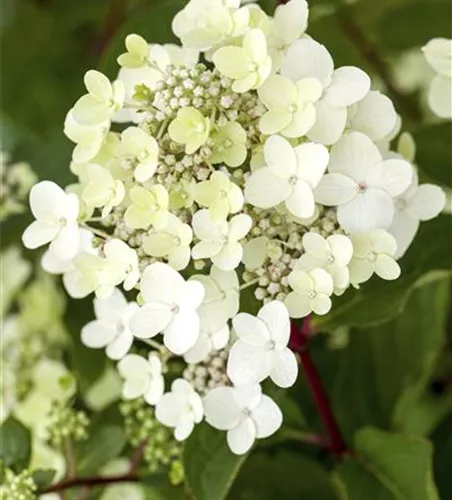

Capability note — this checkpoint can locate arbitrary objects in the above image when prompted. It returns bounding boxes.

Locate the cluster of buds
[46,401,89,448]
[0,469,37,500]
[21,0,447,455]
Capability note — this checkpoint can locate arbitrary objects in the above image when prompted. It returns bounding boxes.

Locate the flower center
[289,175,298,186]
[265,340,276,351]
[242,407,252,417]
[367,252,377,262]
[357,182,367,193]
[171,303,180,314]
[248,62,258,72]
[308,290,317,299]
[288,104,297,113]
[327,254,335,263]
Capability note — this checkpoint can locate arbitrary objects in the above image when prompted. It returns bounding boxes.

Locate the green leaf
[376,0,451,52]
[338,427,439,500]
[414,123,452,188]
[32,469,56,491]
[317,215,452,329]
[228,450,340,500]
[183,423,248,500]
[431,413,452,499]
[76,425,126,475]
[0,417,31,471]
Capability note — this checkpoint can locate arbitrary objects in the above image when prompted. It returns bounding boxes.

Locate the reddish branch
[290,317,348,457]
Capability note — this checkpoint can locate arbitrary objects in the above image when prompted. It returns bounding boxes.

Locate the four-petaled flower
[245,135,329,219]
[130,262,205,355]
[156,378,203,440]
[228,301,298,388]
[121,126,159,183]
[168,107,211,154]
[204,384,282,455]
[117,352,164,405]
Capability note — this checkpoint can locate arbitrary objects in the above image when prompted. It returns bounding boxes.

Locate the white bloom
[121,127,159,183]
[130,263,204,355]
[192,210,252,271]
[258,75,323,137]
[422,38,452,119]
[213,29,272,93]
[103,239,140,291]
[155,378,203,440]
[194,171,244,222]
[143,214,193,271]
[349,230,401,285]
[172,0,247,51]
[282,38,371,145]
[80,164,125,218]
[389,171,446,258]
[315,132,413,232]
[73,70,125,126]
[347,91,397,143]
[204,384,282,455]
[64,110,108,163]
[268,0,309,69]
[117,353,164,405]
[22,181,81,260]
[296,232,353,292]
[184,325,230,364]
[164,43,199,68]
[245,135,329,219]
[228,301,298,388]
[81,289,139,360]
[284,268,334,318]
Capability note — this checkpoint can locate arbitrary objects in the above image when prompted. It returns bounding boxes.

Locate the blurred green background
[1,0,451,498]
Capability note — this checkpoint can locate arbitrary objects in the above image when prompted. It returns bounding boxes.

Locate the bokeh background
[1,0,451,498]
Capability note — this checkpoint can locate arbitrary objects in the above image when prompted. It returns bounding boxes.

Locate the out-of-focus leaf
[76,425,126,475]
[376,0,451,52]
[338,427,439,500]
[0,417,32,471]
[184,423,248,500]
[414,123,452,188]
[228,451,340,500]
[431,412,452,499]
[32,469,57,491]
[317,215,451,330]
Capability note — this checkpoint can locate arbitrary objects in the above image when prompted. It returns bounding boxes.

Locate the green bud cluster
[120,398,184,485]
[46,401,89,448]
[0,469,37,500]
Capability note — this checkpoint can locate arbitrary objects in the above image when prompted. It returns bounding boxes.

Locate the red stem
[43,473,139,494]
[291,318,348,457]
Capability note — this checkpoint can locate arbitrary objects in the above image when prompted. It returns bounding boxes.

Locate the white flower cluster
[22,0,446,454]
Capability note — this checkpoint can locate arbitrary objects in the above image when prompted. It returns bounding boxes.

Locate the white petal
[270,349,298,388]
[389,211,419,259]
[192,209,226,241]
[338,189,394,232]
[295,142,329,188]
[227,342,272,386]
[211,324,230,350]
[328,234,354,267]
[245,168,291,208]
[140,262,185,304]
[349,258,375,285]
[274,0,308,46]
[282,38,333,86]
[22,221,59,249]
[155,393,185,427]
[365,159,413,197]
[328,131,382,179]
[106,332,133,360]
[348,91,397,142]
[212,242,243,271]
[315,173,357,206]
[176,279,205,310]
[117,354,151,377]
[122,376,149,399]
[129,303,172,339]
[81,321,116,348]
[284,291,311,318]
[94,288,127,322]
[192,240,224,260]
[228,214,252,241]
[252,395,283,438]
[302,232,329,260]
[144,376,164,406]
[311,294,332,315]
[242,237,268,270]
[164,309,200,355]
[408,184,446,221]
[258,301,291,347]
[428,74,452,119]
[375,254,401,281]
[29,181,68,220]
[184,335,212,364]
[50,224,80,260]
[307,99,347,146]
[175,415,195,441]
[286,180,315,218]
[264,135,297,178]
[227,417,256,455]
[204,387,242,430]
[324,66,370,107]
[233,384,262,410]
[232,313,269,346]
